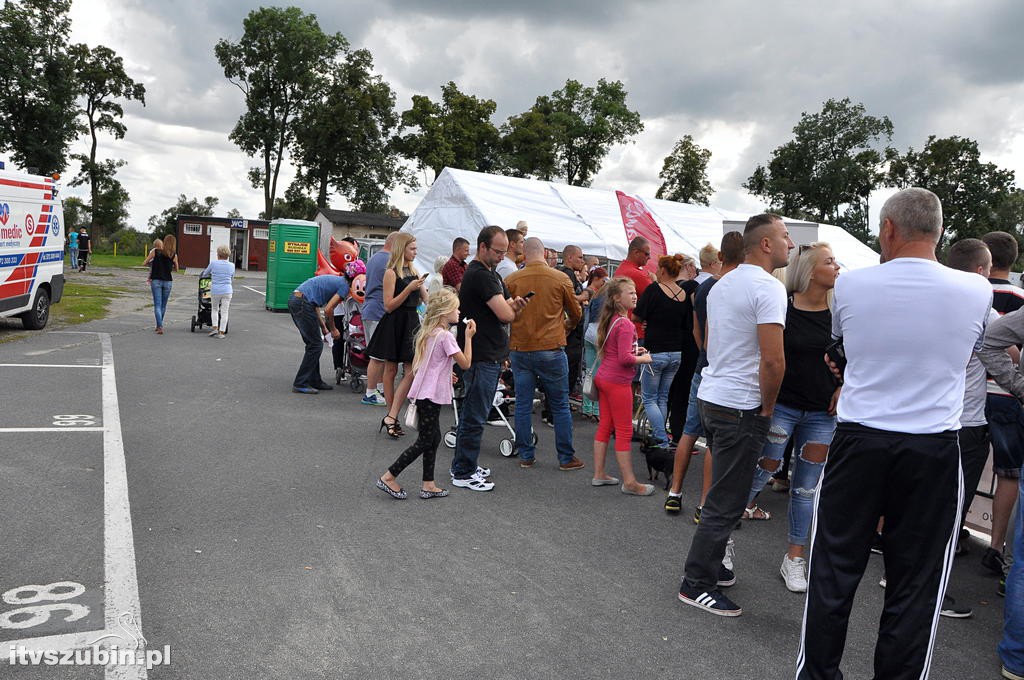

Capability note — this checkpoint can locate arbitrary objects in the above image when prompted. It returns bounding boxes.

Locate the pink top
[596,316,639,384]
[408,328,461,405]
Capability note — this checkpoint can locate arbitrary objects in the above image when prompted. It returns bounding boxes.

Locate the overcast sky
[44,0,1024,232]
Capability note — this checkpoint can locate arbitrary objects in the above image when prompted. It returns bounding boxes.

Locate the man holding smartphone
[505,237,583,470]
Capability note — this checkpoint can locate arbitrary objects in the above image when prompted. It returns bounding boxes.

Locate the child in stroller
[333,260,369,391]
[189,276,213,332]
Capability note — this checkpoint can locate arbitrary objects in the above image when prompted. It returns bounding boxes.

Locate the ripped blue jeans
[748,402,835,546]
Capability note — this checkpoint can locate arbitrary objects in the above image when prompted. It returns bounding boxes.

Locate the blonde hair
[412,287,459,369]
[699,243,719,268]
[216,245,230,259]
[596,277,634,357]
[386,232,419,278]
[161,234,176,259]
[786,242,831,295]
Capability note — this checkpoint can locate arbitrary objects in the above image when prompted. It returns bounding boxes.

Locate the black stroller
[189,276,215,332]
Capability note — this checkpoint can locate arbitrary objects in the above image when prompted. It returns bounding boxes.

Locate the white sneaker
[361,392,387,406]
[451,476,494,491]
[780,554,808,593]
[449,466,491,480]
[722,538,736,571]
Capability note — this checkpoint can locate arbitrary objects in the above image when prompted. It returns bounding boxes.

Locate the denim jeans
[747,402,835,546]
[683,400,770,591]
[451,361,501,479]
[1000,476,1024,675]
[69,247,78,267]
[510,350,574,464]
[640,351,680,446]
[288,295,324,388]
[150,279,172,328]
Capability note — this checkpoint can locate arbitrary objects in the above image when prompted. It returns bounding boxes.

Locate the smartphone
[524,291,536,299]
[420,273,429,280]
[824,338,847,382]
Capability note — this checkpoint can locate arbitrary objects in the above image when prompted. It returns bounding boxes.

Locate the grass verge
[51,281,132,326]
[80,253,149,269]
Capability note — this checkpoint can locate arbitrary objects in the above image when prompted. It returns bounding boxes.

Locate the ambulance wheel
[349,378,362,393]
[444,431,457,449]
[499,439,515,457]
[20,288,50,330]
[190,315,197,332]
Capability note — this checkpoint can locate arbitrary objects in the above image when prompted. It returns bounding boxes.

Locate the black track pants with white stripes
[796,423,962,680]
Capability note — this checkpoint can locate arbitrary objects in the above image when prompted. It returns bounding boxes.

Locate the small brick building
[175,215,270,271]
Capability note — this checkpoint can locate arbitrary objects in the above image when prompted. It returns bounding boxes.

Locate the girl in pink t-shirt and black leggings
[591,277,655,495]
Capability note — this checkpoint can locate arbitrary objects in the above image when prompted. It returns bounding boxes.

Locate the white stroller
[444,382,538,457]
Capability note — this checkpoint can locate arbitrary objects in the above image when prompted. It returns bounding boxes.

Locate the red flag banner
[615,190,667,275]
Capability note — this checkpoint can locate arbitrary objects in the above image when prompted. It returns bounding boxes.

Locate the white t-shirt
[962,308,1001,427]
[495,257,517,280]
[833,258,992,434]
[698,264,788,410]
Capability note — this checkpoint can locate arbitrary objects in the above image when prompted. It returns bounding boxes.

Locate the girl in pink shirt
[592,278,655,495]
[377,288,476,499]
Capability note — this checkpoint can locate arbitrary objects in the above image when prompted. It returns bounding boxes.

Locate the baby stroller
[335,297,368,392]
[443,373,538,457]
[189,276,214,332]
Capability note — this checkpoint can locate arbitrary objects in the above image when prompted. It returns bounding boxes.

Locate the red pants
[595,376,633,452]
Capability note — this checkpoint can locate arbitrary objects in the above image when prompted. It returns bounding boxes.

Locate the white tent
[402,168,879,273]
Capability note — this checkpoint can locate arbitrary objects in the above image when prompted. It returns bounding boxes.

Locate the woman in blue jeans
[143,234,179,334]
[633,254,692,449]
[743,242,840,593]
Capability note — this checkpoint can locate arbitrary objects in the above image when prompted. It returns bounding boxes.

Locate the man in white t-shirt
[496,228,524,280]
[796,188,992,680]
[677,213,792,617]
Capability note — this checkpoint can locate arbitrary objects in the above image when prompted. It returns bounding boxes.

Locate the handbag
[403,329,443,430]
[583,317,624,400]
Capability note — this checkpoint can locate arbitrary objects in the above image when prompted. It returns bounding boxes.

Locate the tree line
[4,2,1021,256]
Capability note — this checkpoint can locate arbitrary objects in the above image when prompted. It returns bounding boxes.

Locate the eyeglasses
[487,244,507,257]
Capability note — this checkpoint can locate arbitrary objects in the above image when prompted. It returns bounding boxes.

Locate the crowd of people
[284,188,1024,679]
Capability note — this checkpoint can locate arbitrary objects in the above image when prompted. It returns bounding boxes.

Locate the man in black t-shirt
[555,244,590,403]
[77,228,91,272]
[451,226,527,491]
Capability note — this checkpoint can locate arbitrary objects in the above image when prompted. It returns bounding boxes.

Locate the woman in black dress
[367,232,427,438]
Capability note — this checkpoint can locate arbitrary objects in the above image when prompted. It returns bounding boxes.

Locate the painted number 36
[0,582,89,629]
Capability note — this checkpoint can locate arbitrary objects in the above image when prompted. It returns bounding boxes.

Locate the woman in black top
[666,256,701,441]
[742,242,840,593]
[366,233,427,438]
[143,234,179,334]
[633,254,693,449]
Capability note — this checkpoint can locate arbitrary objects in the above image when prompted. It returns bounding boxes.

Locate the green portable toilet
[265,219,320,311]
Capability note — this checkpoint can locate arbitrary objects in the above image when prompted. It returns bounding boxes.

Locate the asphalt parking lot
[0,271,1010,678]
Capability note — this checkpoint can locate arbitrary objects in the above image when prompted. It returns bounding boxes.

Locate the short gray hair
[880,188,943,239]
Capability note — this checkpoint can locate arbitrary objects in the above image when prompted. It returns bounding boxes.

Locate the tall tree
[215,7,341,218]
[291,47,408,212]
[0,0,81,174]
[69,158,129,234]
[396,81,500,182]
[745,98,893,244]
[70,43,145,237]
[499,109,557,180]
[655,135,713,205]
[887,135,1016,243]
[62,196,89,231]
[147,194,219,238]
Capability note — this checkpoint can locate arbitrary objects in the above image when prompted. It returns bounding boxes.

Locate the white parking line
[0,427,104,432]
[243,285,265,296]
[0,363,101,368]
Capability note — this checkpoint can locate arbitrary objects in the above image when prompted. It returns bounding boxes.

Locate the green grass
[83,253,149,269]
[52,281,131,326]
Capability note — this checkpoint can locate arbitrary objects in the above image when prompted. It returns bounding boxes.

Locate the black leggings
[388,399,442,481]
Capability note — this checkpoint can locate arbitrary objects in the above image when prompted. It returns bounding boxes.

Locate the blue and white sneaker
[450,466,491,480]
[678,582,742,617]
[361,392,387,406]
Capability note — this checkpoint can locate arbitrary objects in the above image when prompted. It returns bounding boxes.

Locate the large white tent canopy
[402,168,880,274]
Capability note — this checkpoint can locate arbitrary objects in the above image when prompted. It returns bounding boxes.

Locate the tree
[745,98,893,244]
[396,81,500,182]
[499,109,557,180]
[147,194,219,238]
[0,0,80,174]
[887,135,1016,243]
[62,196,89,230]
[655,135,713,205]
[69,158,129,234]
[260,180,317,221]
[215,7,341,219]
[291,47,409,212]
[70,43,145,237]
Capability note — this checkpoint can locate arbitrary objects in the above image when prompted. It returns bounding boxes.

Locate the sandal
[742,505,772,520]
[376,478,407,499]
[379,416,402,439]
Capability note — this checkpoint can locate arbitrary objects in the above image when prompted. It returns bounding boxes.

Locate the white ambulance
[0,164,65,329]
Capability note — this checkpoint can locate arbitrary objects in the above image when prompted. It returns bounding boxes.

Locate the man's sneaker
[519,458,535,468]
[451,475,495,491]
[558,457,585,471]
[542,414,554,427]
[780,554,808,593]
[879,575,886,588]
[664,494,682,514]
[693,505,703,524]
[870,532,884,555]
[955,527,971,556]
[677,582,741,617]
[361,392,387,406]
[722,538,735,571]
[1003,666,1024,680]
[983,547,1008,576]
[451,466,491,479]
[939,594,973,618]
[717,565,736,588]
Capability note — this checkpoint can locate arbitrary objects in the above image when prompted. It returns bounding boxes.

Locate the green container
[265,219,320,311]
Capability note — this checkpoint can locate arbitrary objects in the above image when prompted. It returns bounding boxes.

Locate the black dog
[642,444,674,490]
